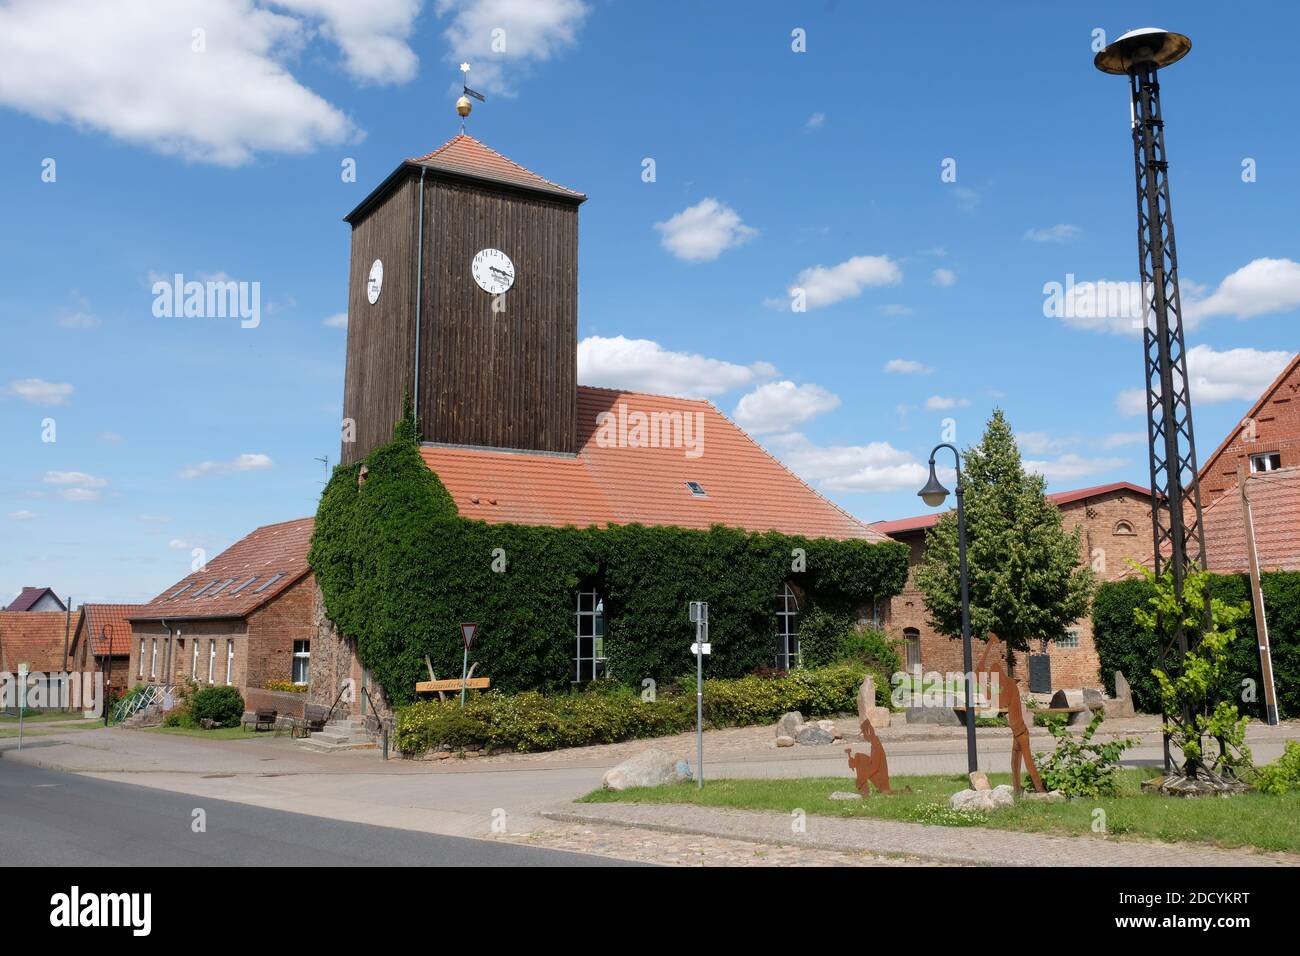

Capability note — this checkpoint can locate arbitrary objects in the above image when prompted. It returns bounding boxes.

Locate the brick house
[1198,352,1300,506]
[128,518,317,701]
[0,610,76,710]
[5,587,66,612]
[872,481,1153,691]
[67,604,144,699]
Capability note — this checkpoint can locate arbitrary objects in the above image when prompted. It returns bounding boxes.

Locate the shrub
[393,664,865,755]
[190,687,244,728]
[1255,741,1300,795]
[1035,712,1137,797]
[265,680,307,693]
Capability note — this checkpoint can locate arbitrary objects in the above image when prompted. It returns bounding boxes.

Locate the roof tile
[0,612,71,672]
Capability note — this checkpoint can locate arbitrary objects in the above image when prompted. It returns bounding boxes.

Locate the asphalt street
[0,760,632,867]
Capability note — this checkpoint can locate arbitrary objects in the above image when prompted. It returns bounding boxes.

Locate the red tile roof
[5,587,64,612]
[1197,468,1300,574]
[130,518,315,622]
[409,134,585,200]
[871,481,1153,536]
[419,386,886,542]
[79,604,145,657]
[1198,351,1300,502]
[0,612,71,672]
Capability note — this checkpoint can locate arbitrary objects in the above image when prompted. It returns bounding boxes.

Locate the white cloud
[323,312,348,329]
[884,358,933,375]
[1023,453,1130,482]
[805,112,825,130]
[654,198,756,262]
[7,510,37,521]
[577,335,775,399]
[1024,224,1080,243]
[168,538,195,550]
[1048,277,1148,336]
[1190,257,1300,321]
[925,395,969,411]
[1016,432,1076,455]
[931,268,957,287]
[1187,344,1293,404]
[271,0,422,84]
[1101,431,1146,449]
[765,433,931,493]
[0,0,356,166]
[179,453,274,479]
[732,381,840,435]
[5,378,74,406]
[435,0,589,96]
[43,470,108,502]
[783,255,902,311]
[1115,388,1147,417]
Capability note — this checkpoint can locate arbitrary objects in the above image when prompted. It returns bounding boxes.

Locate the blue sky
[2,0,1297,604]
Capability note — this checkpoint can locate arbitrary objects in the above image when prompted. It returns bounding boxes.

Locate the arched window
[903,627,922,671]
[1113,519,1136,536]
[574,589,607,682]
[776,584,800,670]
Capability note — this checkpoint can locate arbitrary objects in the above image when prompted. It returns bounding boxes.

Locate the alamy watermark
[1,670,103,713]
[152,273,260,328]
[594,403,705,459]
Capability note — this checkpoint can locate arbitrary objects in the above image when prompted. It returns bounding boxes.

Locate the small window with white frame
[207,640,216,683]
[1058,629,1081,650]
[138,639,145,677]
[292,640,310,685]
[1250,451,1281,473]
[226,640,235,686]
[150,639,157,679]
[776,584,801,670]
[574,590,607,682]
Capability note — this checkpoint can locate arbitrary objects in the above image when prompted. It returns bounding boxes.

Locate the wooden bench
[243,708,277,732]
[291,704,330,739]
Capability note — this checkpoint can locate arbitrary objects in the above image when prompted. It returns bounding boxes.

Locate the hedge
[1093,571,1300,718]
[393,663,878,754]
[310,422,910,706]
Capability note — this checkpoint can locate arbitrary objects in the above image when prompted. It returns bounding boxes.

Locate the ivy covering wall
[309,425,910,705]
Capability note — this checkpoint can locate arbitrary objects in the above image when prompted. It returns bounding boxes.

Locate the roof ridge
[410,133,583,198]
[578,384,711,405]
[1198,350,1300,486]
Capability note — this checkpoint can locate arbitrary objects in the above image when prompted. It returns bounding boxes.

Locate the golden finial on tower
[457,62,484,132]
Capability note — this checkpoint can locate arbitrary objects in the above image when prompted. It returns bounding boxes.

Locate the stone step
[298,735,377,753]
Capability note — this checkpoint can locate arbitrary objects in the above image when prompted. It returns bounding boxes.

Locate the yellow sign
[416,677,491,693]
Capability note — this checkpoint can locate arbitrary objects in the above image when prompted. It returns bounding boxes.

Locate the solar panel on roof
[252,572,285,594]
[228,575,257,595]
[168,584,192,600]
[207,577,237,597]
[191,579,219,598]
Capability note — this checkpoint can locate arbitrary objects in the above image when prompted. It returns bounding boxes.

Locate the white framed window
[574,590,606,682]
[903,627,922,670]
[1058,629,1081,650]
[226,640,235,686]
[776,584,801,670]
[138,639,145,677]
[1250,451,1281,473]
[292,640,310,685]
[150,639,157,679]
[192,641,199,680]
[207,640,215,683]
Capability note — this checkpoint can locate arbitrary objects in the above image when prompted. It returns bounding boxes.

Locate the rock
[796,724,836,745]
[1024,789,1066,803]
[903,706,960,726]
[816,719,841,739]
[969,771,990,792]
[829,791,862,801]
[775,735,796,748]
[1048,689,1078,710]
[863,706,891,728]
[949,784,1015,812]
[1107,670,1137,718]
[602,749,693,791]
[775,711,804,738]
[1082,687,1106,713]
[1067,707,1094,727]
[856,675,877,722]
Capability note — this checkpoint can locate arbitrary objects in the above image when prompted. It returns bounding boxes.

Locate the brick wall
[309,582,394,723]
[884,488,1152,691]
[1199,357,1300,505]
[246,574,317,690]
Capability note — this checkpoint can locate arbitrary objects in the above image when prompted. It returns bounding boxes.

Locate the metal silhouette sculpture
[976,634,1046,794]
[845,716,892,795]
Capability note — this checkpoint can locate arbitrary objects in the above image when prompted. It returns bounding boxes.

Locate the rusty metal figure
[976,634,1046,794]
[845,716,892,795]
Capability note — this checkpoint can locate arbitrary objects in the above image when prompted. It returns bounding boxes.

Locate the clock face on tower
[366,259,383,304]
[472,248,515,295]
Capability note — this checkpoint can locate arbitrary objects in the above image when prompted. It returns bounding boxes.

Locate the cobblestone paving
[544,803,1300,867]
[497,821,956,867]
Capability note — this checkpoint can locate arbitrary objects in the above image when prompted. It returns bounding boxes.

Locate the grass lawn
[582,769,1300,854]
[0,710,95,723]
[143,725,286,740]
[0,721,101,739]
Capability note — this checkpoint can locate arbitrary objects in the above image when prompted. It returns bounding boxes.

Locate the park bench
[243,708,277,732]
[291,704,330,739]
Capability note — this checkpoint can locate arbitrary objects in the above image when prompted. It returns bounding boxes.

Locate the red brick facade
[878,484,1153,691]
[1199,353,1300,506]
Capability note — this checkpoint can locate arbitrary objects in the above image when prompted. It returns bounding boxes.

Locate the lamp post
[98,624,113,727]
[918,443,978,775]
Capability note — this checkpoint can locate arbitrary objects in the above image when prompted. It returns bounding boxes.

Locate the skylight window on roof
[168,584,192,600]
[686,481,707,497]
[207,578,237,598]
[252,572,285,594]
[191,580,220,598]
[228,575,257,596]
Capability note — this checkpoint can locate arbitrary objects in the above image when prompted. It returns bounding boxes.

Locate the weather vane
[456,62,486,132]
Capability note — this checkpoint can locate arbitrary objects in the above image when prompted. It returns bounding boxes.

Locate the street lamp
[917,443,978,775]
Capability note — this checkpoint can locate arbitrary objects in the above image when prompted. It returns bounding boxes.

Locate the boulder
[775,711,804,738]
[829,791,863,801]
[796,724,836,745]
[968,771,990,792]
[815,719,841,739]
[1107,670,1137,718]
[602,749,693,791]
[903,705,960,726]
[774,735,796,748]
[1067,706,1095,727]
[949,784,1015,812]
[856,675,877,722]
[1024,789,1066,803]
[863,706,891,728]
[1082,687,1106,713]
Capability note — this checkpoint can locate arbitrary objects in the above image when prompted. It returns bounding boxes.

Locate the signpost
[459,623,478,707]
[689,602,709,789]
[17,663,29,751]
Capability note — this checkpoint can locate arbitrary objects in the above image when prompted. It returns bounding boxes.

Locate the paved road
[0,760,632,866]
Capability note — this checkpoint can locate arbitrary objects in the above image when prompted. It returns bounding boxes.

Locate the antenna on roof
[456,62,486,133]
[314,455,329,486]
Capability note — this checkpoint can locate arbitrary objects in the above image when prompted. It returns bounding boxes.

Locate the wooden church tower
[339,129,585,465]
